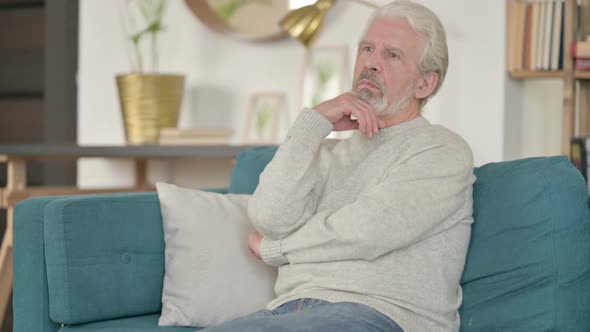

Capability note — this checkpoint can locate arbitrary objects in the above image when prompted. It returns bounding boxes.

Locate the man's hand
[313,92,386,138]
[248,231,263,259]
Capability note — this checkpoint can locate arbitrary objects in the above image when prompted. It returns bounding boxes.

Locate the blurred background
[0,0,577,330]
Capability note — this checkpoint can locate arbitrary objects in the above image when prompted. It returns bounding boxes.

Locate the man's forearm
[247,109,333,240]
[258,143,475,267]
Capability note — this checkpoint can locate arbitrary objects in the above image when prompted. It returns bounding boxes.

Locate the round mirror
[184,0,292,41]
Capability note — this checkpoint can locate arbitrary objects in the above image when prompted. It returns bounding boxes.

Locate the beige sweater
[248,109,475,332]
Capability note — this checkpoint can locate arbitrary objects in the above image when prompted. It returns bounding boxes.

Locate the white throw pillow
[156,182,277,328]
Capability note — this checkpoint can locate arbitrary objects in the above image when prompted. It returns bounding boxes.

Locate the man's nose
[364,53,381,73]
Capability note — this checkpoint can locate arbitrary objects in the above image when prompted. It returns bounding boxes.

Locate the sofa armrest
[14,196,65,332]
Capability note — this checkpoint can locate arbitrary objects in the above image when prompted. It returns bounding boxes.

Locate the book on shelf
[158,128,234,145]
[508,0,521,71]
[508,0,565,72]
[531,1,540,70]
[572,41,590,58]
[515,1,527,70]
[570,137,589,189]
[551,0,563,70]
[570,40,590,71]
[536,1,546,70]
[575,58,590,70]
[523,1,534,70]
[542,0,553,70]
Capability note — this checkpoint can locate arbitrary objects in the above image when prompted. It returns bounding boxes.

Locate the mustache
[355,71,384,92]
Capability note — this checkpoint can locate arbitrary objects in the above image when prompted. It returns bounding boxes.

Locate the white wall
[421,0,507,165]
[78,0,556,188]
[504,79,563,161]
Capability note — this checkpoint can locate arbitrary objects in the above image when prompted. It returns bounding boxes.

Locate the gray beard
[354,83,416,115]
[356,88,388,114]
[383,86,415,115]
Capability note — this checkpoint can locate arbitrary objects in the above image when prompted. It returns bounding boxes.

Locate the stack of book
[507,0,565,72]
[158,128,234,145]
[572,41,590,70]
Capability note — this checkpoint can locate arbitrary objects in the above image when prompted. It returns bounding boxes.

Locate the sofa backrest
[229,146,279,194]
[461,156,590,331]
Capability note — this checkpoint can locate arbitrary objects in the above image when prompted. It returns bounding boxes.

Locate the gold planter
[116,74,185,145]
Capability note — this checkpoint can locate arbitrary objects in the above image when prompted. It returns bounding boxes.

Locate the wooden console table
[0,144,264,328]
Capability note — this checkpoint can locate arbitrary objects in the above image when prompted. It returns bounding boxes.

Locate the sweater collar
[379,115,430,136]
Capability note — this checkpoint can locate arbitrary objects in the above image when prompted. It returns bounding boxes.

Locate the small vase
[116,74,185,145]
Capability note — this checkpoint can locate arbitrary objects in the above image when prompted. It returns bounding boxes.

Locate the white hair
[363,0,449,107]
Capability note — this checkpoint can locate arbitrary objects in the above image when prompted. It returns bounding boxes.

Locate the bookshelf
[506,0,584,156]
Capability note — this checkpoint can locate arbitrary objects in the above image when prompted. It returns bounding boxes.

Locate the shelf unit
[508,70,565,79]
[506,0,589,156]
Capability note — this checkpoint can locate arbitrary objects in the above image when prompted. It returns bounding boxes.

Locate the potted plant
[117,0,184,145]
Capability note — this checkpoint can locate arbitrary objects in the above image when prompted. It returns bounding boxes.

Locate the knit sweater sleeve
[247,108,334,240]
[259,139,475,267]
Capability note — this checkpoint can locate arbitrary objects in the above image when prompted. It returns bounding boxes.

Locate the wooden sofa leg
[0,208,14,330]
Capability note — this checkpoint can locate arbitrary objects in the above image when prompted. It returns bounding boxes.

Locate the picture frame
[243,92,286,144]
[300,45,349,110]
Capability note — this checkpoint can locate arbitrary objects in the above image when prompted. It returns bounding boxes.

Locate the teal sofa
[13,147,590,331]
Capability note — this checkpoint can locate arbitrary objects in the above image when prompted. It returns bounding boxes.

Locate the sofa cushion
[228,146,278,194]
[459,156,590,331]
[58,314,197,331]
[156,183,276,327]
[43,193,166,325]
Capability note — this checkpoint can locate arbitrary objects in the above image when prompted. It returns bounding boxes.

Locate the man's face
[352,17,425,114]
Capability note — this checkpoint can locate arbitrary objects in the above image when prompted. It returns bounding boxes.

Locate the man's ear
[414,72,439,99]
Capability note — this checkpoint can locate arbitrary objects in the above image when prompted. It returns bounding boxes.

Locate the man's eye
[363,46,373,52]
[389,52,399,59]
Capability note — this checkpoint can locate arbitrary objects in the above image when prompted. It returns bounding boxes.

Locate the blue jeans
[197,298,404,332]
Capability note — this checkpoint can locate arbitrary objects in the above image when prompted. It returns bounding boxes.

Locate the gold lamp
[280,0,379,48]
